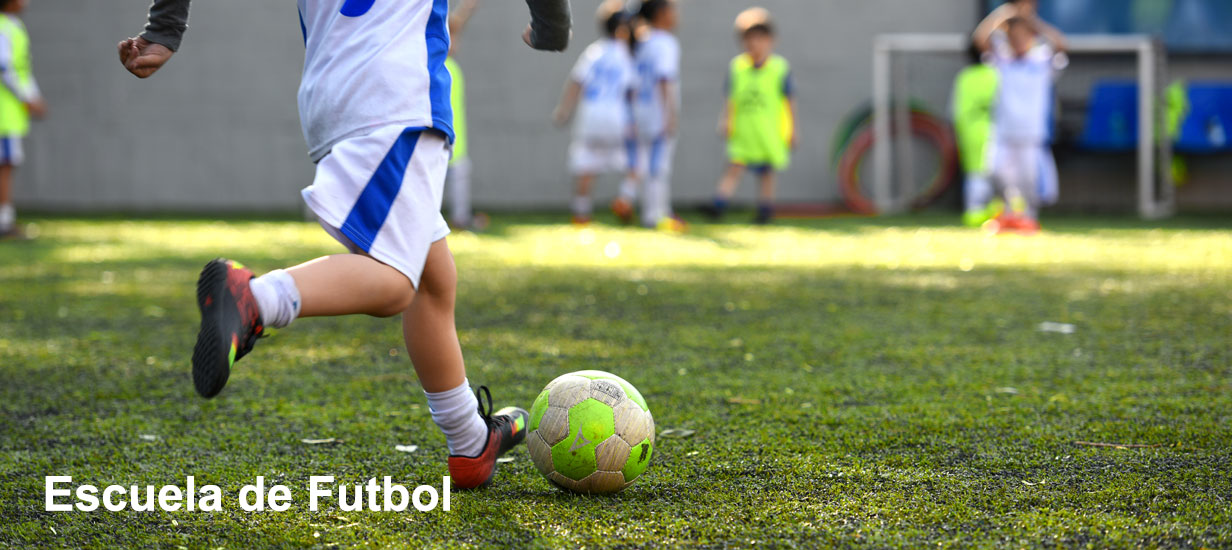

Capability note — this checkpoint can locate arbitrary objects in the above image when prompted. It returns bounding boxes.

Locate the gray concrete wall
[15,0,979,212]
[14,1,1229,213]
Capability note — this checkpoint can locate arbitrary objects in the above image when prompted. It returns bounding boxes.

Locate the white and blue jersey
[989,32,1067,145]
[570,38,636,144]
[632,29,680,140]
[297,0,453,162]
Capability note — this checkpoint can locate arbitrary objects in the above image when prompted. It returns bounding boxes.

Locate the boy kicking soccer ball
[552,0,636,226]
[117,0,571,489]
[0,0,45,239]
[974,0,1067,234]
[702,7,795,225]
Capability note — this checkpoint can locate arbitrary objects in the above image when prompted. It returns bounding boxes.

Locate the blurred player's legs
[755,167,776,224]
[633,137,678,229]
[446,156,476,229]
[704,163,746,221]
[612,139,640,224]
[962,173,1001,228]
[992,141,1041,232]
[569,138,628,225]
[1037,146,1059,207]
[571,173,595,224]
[0,136,24,236]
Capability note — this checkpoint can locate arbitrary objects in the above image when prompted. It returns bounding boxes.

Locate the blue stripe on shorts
[340,129,423,252]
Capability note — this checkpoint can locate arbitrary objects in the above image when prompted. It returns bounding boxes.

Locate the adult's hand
[117,37,175,79]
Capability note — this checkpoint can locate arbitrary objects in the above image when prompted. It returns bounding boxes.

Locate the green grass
[1,214,1230,548]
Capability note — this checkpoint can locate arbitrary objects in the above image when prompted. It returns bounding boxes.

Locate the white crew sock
[425,380,488,457]
[618,178,638,201]
[249,269,301,329]
[571,195,593,218]
[0,203,14,232]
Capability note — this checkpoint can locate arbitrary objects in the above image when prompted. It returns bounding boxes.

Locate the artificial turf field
[1,214,1230,548]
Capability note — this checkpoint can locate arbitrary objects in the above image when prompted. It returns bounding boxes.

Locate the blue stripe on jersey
[426,0,455,143]
[1,138,10,165]
[298,8,307,44]
[340,0,376,17]
[340,129,423,251]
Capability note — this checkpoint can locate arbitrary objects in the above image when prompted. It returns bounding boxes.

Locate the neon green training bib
[0,15,32,137]
[726,53,792,170]
[446,56,468,164]
[951,64,998,175]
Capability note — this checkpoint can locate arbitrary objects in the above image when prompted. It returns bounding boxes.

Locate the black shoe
[192,259,264,398]
[699,204,723,221]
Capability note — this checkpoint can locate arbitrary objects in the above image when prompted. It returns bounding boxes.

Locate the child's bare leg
[758,169,777,203]
[0,164,11,204]
[716,163,745,199]
[286,254,415,318]
[402,238,488,457]
[403,239,465,392]
[0,165,14,232]
[572,173,595,221]
[705,164,745,219]
[755,169,777,224]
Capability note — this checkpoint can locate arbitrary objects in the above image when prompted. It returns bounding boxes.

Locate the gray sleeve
[524,0,571,52]
[140,0,191,52]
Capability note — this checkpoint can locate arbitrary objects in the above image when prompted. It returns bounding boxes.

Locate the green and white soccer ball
[527,370,654,493]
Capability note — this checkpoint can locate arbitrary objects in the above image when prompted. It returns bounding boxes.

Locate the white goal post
[871,33,1174,219]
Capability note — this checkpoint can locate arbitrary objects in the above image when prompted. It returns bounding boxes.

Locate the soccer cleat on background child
[192,259,264,398]
[447,386,529,489]
[610,198,635,225]
[963,198,1004,228]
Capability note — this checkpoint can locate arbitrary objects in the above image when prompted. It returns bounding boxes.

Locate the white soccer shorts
[301,125,451,289]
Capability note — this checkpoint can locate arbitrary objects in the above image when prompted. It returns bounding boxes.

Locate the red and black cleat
[192,259,264,398]
[447,386,529,490]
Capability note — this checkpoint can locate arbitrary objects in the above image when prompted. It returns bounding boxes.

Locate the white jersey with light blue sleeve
[632,29,680,140]
[297,0,454,162]
[990,32,1068,144]
[571,38,636,143]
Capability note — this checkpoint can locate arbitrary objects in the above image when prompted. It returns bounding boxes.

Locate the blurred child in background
[553,1,636,226]
[951,40,1001,228]
[975,0,1067,233]
[702,7,795,225]
[629,0,683,231]
[0,0,45,239]
[445,0,485,231]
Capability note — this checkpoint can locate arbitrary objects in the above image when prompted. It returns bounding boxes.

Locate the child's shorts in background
[727,132,789,172]
[0,136,24,166]
[302,126,451,289]
[570,139,629,176]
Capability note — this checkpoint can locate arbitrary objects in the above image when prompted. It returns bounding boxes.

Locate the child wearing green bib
[0,0,45,238]
[703,7,795,225]
[952,41,1001,228]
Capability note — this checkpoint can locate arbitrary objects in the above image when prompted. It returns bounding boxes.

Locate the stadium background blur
[12,0,1232,213]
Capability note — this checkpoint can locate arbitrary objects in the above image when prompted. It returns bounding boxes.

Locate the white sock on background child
[618,178,637,202]
[0,203,14,232]
[571,195,593,218]
[249,269,301,329]
[425,380,488,457]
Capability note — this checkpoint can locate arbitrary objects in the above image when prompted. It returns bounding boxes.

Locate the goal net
[862,33,1173,219]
